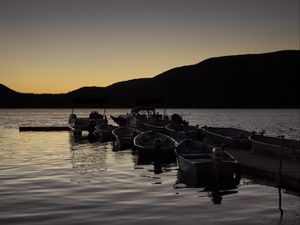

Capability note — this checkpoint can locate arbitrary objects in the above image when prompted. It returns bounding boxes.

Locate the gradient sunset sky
[0,0,299,93]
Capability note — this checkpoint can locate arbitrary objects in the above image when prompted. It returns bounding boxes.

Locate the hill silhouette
[1,50,299,108]
[0,84,17,96]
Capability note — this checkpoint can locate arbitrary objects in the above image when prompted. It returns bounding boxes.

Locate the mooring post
[278,135,284,187]
[277,135,284,224]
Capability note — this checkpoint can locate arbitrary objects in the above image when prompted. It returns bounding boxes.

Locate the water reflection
[133,152,177,174]
[69,131,98,143]
[112,140,132,151]
[175,170,241,205]
[278,187,284,225]
[207,187,239,205]
[69,134,112,174]
[1,109,300,225]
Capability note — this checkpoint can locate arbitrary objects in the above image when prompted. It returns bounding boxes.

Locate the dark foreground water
[0,109,299,225]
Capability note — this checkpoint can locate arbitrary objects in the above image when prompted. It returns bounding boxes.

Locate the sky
[0,0,299,93]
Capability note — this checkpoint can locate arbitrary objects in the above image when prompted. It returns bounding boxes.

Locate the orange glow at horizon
[0,0,299,94]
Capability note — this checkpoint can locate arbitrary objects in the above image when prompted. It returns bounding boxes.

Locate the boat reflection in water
[133,151,177,175]
[68,134,113,174]
[176,169,241,205]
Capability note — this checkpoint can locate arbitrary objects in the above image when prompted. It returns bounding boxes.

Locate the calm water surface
[0,109,299,225]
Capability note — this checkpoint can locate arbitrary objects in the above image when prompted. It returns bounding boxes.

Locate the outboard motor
[212,147,223,182]
[212,148,223,162]
[88,120,96,135]
[69,113,77,123]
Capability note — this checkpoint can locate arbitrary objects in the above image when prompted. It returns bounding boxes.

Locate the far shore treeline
[1,50,299,108]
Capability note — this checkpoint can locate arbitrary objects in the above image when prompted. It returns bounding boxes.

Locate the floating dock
[19,126,69,132]
[227,148,300,192]
[17,126,300,192]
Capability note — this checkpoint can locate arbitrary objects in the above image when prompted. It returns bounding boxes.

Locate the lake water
[0,108,299,225]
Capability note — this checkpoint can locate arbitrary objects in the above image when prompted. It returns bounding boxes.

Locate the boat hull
[112,126,138,150]
[94,124,116,142]
[110,115,128,126]
[177,155,239,180]
[114,136,134,150]
[249,135,300,161]
[133,131,177,157]
[202,127,251,149]
[176,139,240,181]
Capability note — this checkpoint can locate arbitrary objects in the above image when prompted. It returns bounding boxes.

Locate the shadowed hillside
[1,50,299,108]
[0,84,17,96]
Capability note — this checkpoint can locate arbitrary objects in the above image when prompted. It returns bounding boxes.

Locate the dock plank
[19,126,69,132]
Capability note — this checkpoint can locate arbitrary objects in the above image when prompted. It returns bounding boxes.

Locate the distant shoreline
[1,107,299,109]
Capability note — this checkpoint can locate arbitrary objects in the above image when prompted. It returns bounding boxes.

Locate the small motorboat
[133,131,177,156]
[112,126,138,150]
[68,111,108,137]
[249,133,300,161]
[94,124,117,142]
[175,139,239,180]
[201,126,251,149]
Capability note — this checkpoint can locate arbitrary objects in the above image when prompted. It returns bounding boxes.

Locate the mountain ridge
[1,50,299,108]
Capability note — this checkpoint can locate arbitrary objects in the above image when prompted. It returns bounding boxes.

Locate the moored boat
[133,131,177,156]
[68,111,108,137]
[143,118,170,134]
[249,134,300,161]
[175,139,239,180]
[94,123,117,141]
[112,126,139,150]
[127,107,159,130]
[110,115,128,126]
[201,126,251,149]
[110,106,171,132]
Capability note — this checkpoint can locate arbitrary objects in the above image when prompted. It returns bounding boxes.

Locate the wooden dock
[19,126,69,132]
[227,148,300,192]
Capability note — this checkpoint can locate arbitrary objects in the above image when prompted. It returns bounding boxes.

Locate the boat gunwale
[175,139,238,163]
[202,127,250,142]
[133,131,177,151]
[248,135,300,150]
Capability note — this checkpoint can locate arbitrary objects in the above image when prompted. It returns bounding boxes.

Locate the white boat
[133,131,177,156]
[68,111,108,137]
[175,139,239,180]
[112,126,139,150]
